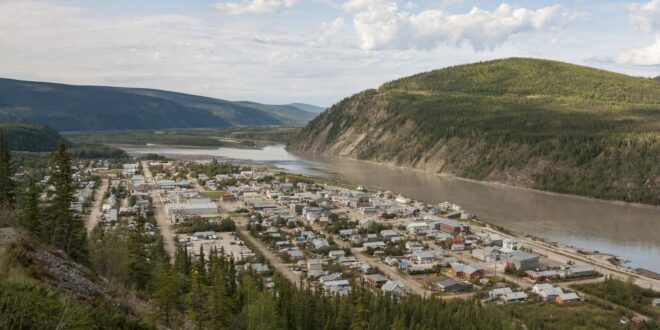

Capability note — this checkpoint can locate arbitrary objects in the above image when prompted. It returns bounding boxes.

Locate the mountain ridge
[0,78,318,131]
[290,58,660,205]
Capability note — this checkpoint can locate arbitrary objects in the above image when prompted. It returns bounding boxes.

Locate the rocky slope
[289,58,660,204]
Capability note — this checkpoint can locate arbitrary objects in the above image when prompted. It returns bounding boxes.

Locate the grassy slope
[293,58,660,204]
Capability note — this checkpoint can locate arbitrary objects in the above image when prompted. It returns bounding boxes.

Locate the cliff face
[289,58,660,204]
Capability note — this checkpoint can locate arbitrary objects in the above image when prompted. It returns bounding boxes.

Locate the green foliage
[572,278,660,321]
[0,123,63,152]
[43,142,88,263]
[294,58,660,204]
[0,132,14,206]
[0,283,153,329]
[17,179,41,237]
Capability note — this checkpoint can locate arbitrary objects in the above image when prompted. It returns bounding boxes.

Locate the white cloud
[341,1,565,51]
[630,0,660,34]
[213,0,298,15]
[619,35,660,66]
[314,17,346,45]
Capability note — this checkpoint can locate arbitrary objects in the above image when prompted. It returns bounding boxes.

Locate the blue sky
[0,0,658,106]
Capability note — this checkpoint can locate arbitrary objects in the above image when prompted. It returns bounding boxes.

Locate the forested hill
[0,123,63,152]
[0,78,317,131]
[290,58,660,205]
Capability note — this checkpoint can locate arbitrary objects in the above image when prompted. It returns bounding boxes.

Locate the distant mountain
[290,58,660,205]
[0,123,63,152]
[0,78,317,131]
[654,76,660,82]
[287,103,326,114]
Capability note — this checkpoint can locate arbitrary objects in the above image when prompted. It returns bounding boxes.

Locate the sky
[0,0,659,106]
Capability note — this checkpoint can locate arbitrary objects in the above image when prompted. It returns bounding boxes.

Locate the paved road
[86,179,108,233]
[141,162,176,260]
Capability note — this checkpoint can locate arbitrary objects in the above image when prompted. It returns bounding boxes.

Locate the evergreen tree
[46,142,88,262]
[154,264,181,327]
[18,178,41,237]
[0,133,14,207]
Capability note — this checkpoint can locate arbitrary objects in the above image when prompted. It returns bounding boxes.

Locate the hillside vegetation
[0,78,316,131]
[0,123,63,152]
[290,58,660,204]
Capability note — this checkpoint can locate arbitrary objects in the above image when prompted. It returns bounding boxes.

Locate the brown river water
[122,144,660,272]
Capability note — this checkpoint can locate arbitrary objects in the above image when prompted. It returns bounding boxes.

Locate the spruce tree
[0,132,14,207]
[47,142,88,262]
[18,178,41,237]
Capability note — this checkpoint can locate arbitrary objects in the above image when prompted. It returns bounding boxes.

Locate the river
[122,144,660,273]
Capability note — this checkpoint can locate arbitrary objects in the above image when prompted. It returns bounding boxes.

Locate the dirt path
[321,227,430,297]
[86,179,108,234]
[235,220,301,288]
[141,162,176,260]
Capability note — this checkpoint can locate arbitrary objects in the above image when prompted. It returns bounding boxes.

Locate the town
[70,157,660,327]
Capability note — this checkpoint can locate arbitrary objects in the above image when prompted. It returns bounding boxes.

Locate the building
[565,265,598,278]
[556,292,581,304]
[502,250,539,271]
[472,247,500,262]
[307,259,323,271]
[381,280,407,296]
[436,279,467,292]
[406,222,429,234]
[329,250,346,259]
[365,274,388,288]
[501,238,522,253]
[193,231,217,240]
[533,283,564,300]
[412,250,437,264]
[501,291,528,304]
[449,262,484,280]
[489,287,513,300]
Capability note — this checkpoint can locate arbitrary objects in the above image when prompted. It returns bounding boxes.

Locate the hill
[0,228,154,328]
[0,78,316,131]
[0,123,64,152]
[287,103,326,114]
[290,58,660,205]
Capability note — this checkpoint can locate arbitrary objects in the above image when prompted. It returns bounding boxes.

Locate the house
[556,292,581,304]
[312,238,330,250]
[381,280,407,296]
[502,250,539,271]
[405,241,425,252]
[533,284,564,300]
[501,238,522,253]
[329,250,346,259]
[339,229,357,239]
[436,279,467,293]
[406,222,429,234]
[307,259,323,271]
[565,265,598,278]
[319,273,343,283]
[365,233,379,242]
[380,230,400,240]
[501,291,528,304]
[449,262,484,280]
[489,287,513,300]
[472,247,500,262]
[245,263,270,274]
[412,250,437,264]
[363,241,386,251]
[365,274,388,288]
[525,270,561,282]
[286,249,305,261]
[323,280,350,292]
